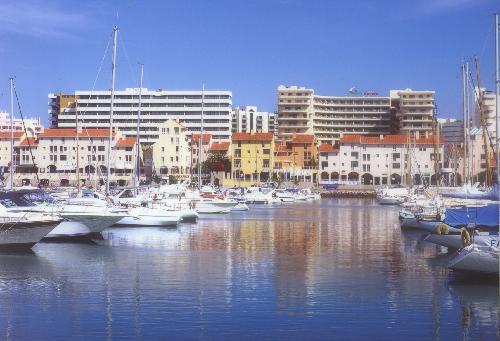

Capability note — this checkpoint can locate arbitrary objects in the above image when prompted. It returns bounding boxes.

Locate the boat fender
[460,228,472,247]
[435,223,449,235]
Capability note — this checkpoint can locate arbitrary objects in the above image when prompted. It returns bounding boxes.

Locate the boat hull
[448,245,499,275]
[0,220,61,250]
[46,214,125,238]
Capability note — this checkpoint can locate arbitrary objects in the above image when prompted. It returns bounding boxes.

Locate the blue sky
[0,0,498,125]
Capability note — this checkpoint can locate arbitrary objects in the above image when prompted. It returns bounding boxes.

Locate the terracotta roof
[318,143,338,153]
[40,128,112,138]
[191,133,212,144]
[115,136,136,148]
[232,132,274,142]
[274,141,287,149]
[209,142,230,152]
[291,134,314,144]
[0,131,23,139]
[18,137,38,147]
[340,134,444,145]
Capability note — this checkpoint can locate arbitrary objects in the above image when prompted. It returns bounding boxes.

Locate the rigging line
[12,81,41,189]
[118,33,139,86]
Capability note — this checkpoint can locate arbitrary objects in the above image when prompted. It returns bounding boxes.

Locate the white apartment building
[0,111,43,137]
[0,131,23,175]
[390,89,435,136]
[15,128,139,188]
[48,88,232,144]
[232,106,276,133]
[473,87,498,136]
[318,134,443,186]
[152,119,191,180]
[277,85,435,144]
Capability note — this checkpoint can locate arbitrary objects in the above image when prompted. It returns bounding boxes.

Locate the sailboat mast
[197,84,205,188]
[106,25,118,195]
[135,64,143,188]
[462,63,468,185]
[9,77,14,189]
[495,13,500,188]
[76,99,80,191]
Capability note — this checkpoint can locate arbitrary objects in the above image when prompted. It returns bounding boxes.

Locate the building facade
[49,88,232,144]
[15,128,139,188]
[231,132,274,182]
[277,85,435,144]
[0,111,43,137]
[152,119,190,180]
[318,134,443,186]
[232,106,275,134]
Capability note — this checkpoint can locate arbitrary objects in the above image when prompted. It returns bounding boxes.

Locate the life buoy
[435,223,449,235]
[461,228,472,247]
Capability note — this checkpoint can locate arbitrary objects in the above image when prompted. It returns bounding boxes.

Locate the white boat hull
[115,207,181,227]
[448,245,499,275]
[231,203,249,211]
[46,213,125,238]
[425,234,499,249]
[0,219,61,250]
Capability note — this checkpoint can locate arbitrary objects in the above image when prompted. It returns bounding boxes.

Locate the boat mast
[197,84,205,188]
[495,13,500,190]
[462,63,468,186]
[9,77,14,189]
[135,64,143,190]
[106,25,118,196]
[475,58,491,187]
[76,98,80,192]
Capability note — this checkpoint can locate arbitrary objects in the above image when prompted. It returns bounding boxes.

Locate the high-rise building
[48,88,233,144]
[231,106,275,134]
[0,111,43,136]
[473,87,498,135]
[277,85,435,144]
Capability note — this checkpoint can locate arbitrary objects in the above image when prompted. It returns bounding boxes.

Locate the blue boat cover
[444,204,499,228]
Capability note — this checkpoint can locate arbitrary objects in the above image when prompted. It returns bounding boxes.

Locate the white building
[318,134,443,186]
[152,119,191,180]
[277,85,435,144]
[0,111,43,136]
[232,106,275,133]
[473,87,498,136]
[15,128,139,188]
[48,88,233,144]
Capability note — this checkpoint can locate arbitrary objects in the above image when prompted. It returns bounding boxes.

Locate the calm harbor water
[0,199,498,340]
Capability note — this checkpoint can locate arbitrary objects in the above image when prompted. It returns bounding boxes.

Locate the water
[0,199,498,340]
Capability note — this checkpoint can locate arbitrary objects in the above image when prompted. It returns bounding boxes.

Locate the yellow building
[152,119,190,180]
[231,132,274,183]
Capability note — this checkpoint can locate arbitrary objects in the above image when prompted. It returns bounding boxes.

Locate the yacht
[0,198,62,250]
[115,206,181,227]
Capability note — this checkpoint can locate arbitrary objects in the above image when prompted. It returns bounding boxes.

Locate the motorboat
[115,206,181,227]
[0,200,62,250]
[377,195,404,205]
[274,189,295,203]
[244,187,275,204]
[0,190,126,239]
[425,233,499,249]
[231,202,249,211]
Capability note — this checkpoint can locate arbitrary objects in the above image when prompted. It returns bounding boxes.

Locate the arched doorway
[321,171,329,180]
[413,174,422,185]
[430,174,440,186]
[99,165,107,174]
[331,172,339,181]
[85,165,95,174]
[60,179,70,186]
[361,173,373,185]
[348,172,359,182]
[391,173,401,185]
[47,165,57,173]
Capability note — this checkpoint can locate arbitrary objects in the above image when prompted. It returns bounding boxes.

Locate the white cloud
[0,0,91,39]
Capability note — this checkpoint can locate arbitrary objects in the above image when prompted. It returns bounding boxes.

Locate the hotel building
[277,85,435,144]
[231,106,276,134]
[48,88,233,144]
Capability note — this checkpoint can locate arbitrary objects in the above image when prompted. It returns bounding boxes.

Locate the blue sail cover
[444,204,499,228]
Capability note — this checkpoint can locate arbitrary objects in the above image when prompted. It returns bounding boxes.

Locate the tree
[201,153,231,173]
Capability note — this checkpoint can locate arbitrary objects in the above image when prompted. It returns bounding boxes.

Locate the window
[392,163,400,169]
[98,146,105,151]
[351,161,358,168]
[263,159,269,168]
[362,154,370,161]
[263,149,270,155]
[392,153,400,161]
[321,161,328,169]
[363,164,371,172]
[60,155,67,161]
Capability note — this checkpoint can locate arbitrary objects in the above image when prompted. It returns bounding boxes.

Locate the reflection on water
[0,199,497,340]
